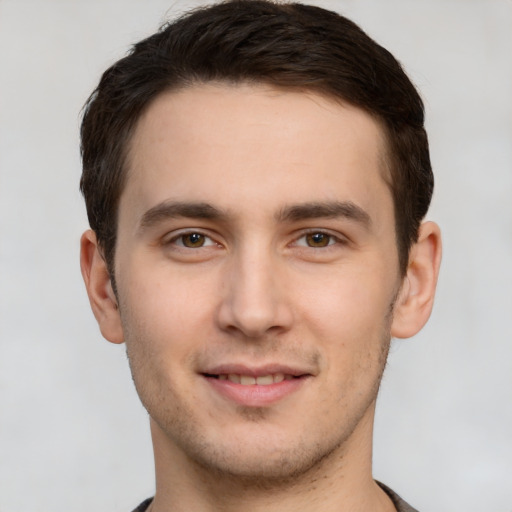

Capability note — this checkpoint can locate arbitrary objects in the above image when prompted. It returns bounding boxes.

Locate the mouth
[201,367,311,407]
[203,373,300,386]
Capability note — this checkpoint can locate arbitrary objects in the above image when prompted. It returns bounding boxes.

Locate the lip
[201,364,312,407]
[204,363,309,378]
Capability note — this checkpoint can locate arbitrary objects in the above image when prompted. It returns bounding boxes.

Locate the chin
[163,419,347,489]
[192,447,332,487]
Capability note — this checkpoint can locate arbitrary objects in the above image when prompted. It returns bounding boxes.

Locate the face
[108,84,404,482]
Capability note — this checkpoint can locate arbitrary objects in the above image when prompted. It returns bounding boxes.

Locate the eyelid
[160,227,348,250]
[163,228,220,248]
[292,229,349,248]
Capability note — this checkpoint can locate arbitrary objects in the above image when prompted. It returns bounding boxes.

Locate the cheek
[121,260,214,317]
[118,266,223,371]
[296,268,394,341]
[119,287,194,404]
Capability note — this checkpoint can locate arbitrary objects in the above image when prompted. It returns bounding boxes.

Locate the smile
[210,373,297,385]
[203,369,309,407]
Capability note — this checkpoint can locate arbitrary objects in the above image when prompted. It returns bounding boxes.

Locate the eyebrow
[139,201,228,230]
[277,201,371,227]
[138,199,371,231]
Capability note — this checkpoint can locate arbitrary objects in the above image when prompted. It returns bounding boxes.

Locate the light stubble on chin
[122,288,398,491]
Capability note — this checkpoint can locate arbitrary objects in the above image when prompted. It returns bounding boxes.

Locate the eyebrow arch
[139,201,227,230]
[277,201,371,227]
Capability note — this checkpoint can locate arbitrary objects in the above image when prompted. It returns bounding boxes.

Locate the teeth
[256,375,273,385]
[219,373,292,385]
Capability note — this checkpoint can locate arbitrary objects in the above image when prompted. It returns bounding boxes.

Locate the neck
[148,404,396,512]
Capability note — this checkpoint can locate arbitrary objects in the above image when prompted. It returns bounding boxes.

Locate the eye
[173,232,216,248]
[296,231,336,248]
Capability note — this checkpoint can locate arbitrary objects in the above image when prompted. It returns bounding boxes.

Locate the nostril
[215,275,294,338]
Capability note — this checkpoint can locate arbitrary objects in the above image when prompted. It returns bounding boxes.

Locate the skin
[81,83,441,512]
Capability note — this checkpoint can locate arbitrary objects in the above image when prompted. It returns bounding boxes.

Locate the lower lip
[204,376,307,407]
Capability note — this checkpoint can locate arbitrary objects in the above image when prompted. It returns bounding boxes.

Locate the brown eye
[305,232,331,247]
[181,233,206,248]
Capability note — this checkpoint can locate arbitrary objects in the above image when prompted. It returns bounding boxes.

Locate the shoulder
[377,481,419,512]
[131,497,153,512]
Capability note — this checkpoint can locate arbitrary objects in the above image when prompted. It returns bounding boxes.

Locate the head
[79,0,441,491]
[80,0,432,281]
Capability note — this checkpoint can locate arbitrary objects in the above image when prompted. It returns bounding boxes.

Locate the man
[79,1,441,511]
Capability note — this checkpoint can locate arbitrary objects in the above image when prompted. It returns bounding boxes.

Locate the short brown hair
[80,0,433,276]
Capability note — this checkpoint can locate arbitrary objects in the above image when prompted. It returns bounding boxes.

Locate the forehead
[123,83,391,224]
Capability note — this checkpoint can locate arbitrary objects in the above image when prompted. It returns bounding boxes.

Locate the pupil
[308,233,329,247]
[185,233,204,247]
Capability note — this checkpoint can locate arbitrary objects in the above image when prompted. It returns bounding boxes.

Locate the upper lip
[201,363,313,378]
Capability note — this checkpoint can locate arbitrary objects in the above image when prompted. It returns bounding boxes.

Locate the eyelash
[293,230,345,249]
[166,231,218,249]
[164,229,346,250]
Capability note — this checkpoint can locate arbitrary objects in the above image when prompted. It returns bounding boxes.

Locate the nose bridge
[217,238,291,337]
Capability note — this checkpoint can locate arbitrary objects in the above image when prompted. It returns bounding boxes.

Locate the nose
[216,247,293,339]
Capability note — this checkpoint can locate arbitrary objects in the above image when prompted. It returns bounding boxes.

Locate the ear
[80,230,124,344]
[391,221,442,339]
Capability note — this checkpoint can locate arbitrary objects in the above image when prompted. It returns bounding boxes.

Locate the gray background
[1,1,511,511]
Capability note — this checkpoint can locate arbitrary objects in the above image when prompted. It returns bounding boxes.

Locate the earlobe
[391,221,442,339]
[80,230,124,344]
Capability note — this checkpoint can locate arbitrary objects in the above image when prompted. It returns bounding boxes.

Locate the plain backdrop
[0,1,511,511]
